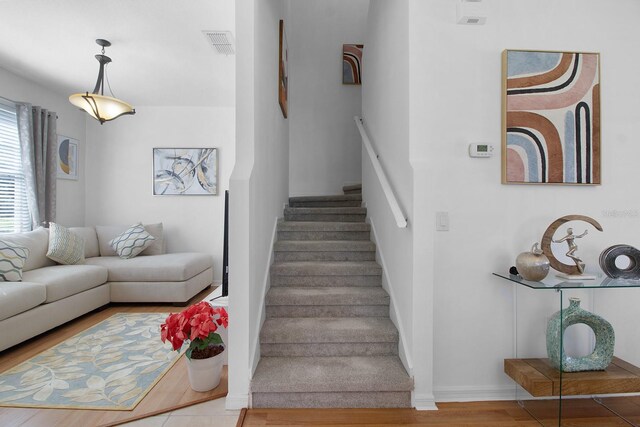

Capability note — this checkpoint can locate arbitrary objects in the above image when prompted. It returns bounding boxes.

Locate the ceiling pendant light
[69,39,135,124]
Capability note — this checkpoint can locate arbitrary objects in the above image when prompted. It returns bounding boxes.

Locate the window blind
[0,101,31,233]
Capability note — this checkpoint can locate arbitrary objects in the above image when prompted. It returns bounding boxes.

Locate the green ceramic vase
[546,297,615,372]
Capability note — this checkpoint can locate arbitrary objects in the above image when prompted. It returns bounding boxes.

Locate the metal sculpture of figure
[553,228,588,273]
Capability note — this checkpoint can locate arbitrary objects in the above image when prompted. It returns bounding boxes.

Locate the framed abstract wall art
[153,148,218,195]
[57,135,78,180]
[278,19,288,118]
[502,50,600,185]
[343,44,363,85]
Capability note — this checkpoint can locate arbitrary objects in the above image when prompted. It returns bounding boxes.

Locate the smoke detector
[203,31,235,55]
[456,0,487,25]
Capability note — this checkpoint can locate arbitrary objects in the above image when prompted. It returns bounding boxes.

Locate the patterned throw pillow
[46,222,86,265]
[109,223,155,259]
[0,241,30,281]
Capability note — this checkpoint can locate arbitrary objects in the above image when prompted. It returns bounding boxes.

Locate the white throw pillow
[0,241,29,282]
[109,223,155,259]
[46,222,86,265]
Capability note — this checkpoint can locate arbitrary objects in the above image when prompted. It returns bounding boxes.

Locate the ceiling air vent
[456,0,487,25]
[203,31,235,55]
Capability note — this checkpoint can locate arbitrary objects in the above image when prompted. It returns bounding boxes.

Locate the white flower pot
[185,348,224,392]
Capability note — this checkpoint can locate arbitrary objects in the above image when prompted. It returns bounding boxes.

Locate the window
[0,100,30,233]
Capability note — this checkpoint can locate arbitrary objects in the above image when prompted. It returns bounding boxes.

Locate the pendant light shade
[69,39,135,124]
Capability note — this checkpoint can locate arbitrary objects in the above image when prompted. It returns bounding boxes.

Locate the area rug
[0,313,181,410]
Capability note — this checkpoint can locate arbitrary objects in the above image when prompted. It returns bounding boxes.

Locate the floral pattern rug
[0,313,181,410]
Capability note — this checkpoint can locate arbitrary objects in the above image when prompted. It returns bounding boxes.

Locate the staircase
[251,184,413,408]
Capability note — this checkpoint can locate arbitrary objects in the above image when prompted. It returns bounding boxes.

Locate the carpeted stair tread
[277,221,371,242]
[290,194,362,203]
[285,207,366,215]
[271,261,382,276]
[251,356,412,393]
[260,317,398,344]
[278,221,370,231]
[266,286,389,306]
[284,207,366,222]
[274,240,376,252]
[289,194,362,208]
[342,184,362,194]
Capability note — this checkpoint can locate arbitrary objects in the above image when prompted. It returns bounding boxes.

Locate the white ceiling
[0,0,235,107]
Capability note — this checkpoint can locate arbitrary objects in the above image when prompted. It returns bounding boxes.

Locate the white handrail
[354,116,408,228]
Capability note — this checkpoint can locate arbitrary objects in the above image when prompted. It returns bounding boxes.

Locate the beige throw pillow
[0,241,29,281]
[46,222,85,265]
[109,223,155,259]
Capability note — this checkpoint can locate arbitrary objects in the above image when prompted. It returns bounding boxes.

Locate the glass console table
[494,272,640,426]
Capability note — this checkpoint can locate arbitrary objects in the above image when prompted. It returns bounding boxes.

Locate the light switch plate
[436,212,449,231]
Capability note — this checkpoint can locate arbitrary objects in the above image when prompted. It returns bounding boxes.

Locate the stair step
[271,261,382,287]
[289,194,362,208]
[272,275,381,287]
[260,317,398,357]
[251,356,412,399]
[284,207,366,222]
[343,183,362,195]
[261,317,398,344]
[266,286,389,307]
[274,240,376,262]
[278,221,370,232]
[266,286,389,316]
[278,221,370,241]
[271,261,382,276]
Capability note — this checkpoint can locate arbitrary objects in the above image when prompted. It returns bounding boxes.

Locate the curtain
[16,104,57,229]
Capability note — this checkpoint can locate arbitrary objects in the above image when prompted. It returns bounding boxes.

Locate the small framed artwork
[278,19,288,118]
[343,44,363,85]
[57,135,78,180]
[153,148,218,195]
[502,49,601,185]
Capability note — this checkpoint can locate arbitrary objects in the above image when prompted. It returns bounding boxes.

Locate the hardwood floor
[0,287,227,427]
[239,398,640,426]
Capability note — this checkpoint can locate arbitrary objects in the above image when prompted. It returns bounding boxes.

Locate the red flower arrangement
[160,301,228,359]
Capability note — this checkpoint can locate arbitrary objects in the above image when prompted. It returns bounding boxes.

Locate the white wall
[0,67,86,227]
[228,0,290,409]
[84,106,235,285]
[362,0,425,407]
[409,0,640,401]
[288,0,368,197]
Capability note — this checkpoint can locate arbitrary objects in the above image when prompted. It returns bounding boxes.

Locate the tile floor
[121,397,239,427]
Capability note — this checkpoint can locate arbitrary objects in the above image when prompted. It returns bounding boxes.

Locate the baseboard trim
[225,393,249,410]
[434,385,516,402]
[248,216,280,377]
[368,218,413,375]
[413,393,438,410]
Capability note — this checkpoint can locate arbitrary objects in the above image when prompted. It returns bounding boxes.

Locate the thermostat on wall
[469,143,494,158]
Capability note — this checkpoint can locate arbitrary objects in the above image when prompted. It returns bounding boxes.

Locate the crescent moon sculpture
[541,215,603,275]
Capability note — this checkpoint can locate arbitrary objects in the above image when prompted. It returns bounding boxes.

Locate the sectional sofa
[0,225,213,352]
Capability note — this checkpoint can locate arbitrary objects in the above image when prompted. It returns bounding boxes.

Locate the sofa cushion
[0,227,55,272]
[0,282,46,321]
[86,253,213,282]
[96,223,164,257]
[0,242,29,281]
[47,222,85,265]
[140,223,164,255]
[22,265,108,303]
[109,223,155,259]
[69,226,100,258]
